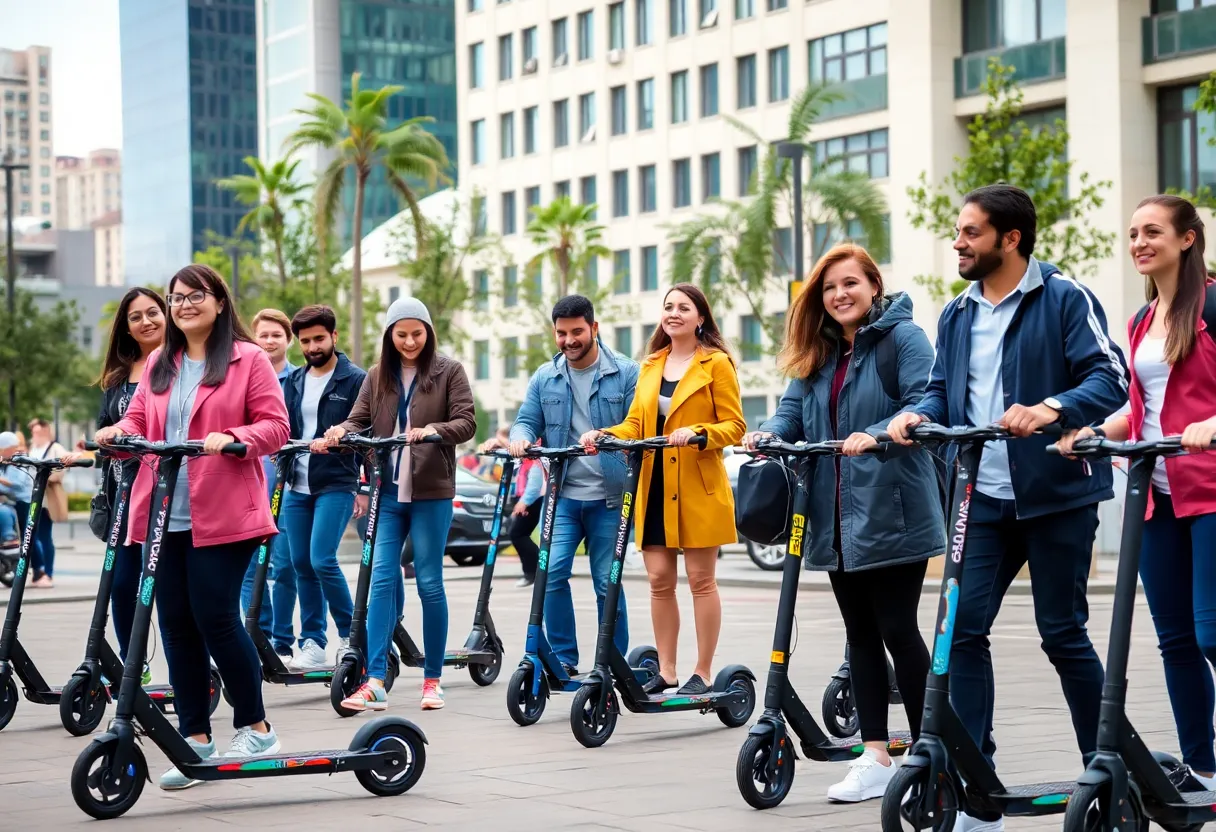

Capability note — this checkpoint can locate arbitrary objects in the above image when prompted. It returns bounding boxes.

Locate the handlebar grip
[420,434,443,444]
[84,441,100,452]
[222,443,247,458]
[67,458,96,469]
[691,435,708,449]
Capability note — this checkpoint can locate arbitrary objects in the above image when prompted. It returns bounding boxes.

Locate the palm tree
[217,156,307,288]
[286,72,452,365]
[525,197,611,297]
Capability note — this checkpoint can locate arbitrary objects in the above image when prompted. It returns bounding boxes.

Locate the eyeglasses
[127,308,163,325]
[167,290,212,308]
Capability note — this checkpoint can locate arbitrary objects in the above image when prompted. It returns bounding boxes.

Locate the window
[471,118,486,164]
[469,0,483,8]
[737,145,758,195]
[500,112,515,158]
[613,250,632,293]
[772,227,793,275]
[673,158,692,207]
[474,341,490,379]
[737,54,757,109]
[611,85,628,134]
[609,2,626,50]
[579,92,596,141]
[502,191,517,234]
[741,395,769,429]
[523,26,538,64]
[578,10,595,61]
[813,216,892,263]
[700,0,718,27]
[767,0,788,9]
[814,128,889,178]
[524,106,538,153]
[637,78,655,129]
[671,70,689,123]
[810,23,888,82]
[642,245,659,290]
[736,0,754,18]
[612,169,629,217]
[38,92,48,105]
[503,336,519,378]
[580,175,597,214]
[474,195,488,235]
[553,99,570,147]
[701,152,721,200]
[555,180,571,199]
[553,18,569,65]
[615,326,634,356]
[636,0,653,45]
[768,46,789,101]
[469,42,484,88]
[525,185,542,214]
[498,33,514,81]
[740,315,762,361]
[1159,84,1216,195]
[474,269,489,311]
[503,266,519,306]
[670,0,688,35]
[639,164,657,212]
[700,63,719,116]
[587,255,600,286]
[963,0,1066,54]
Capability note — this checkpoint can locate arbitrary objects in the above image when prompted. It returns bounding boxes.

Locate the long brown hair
[1138,195,1208,365]
[372,320,439,416]
[645,283,733,363]
[99,287,167,390]
[777,243,885,379]
[149,264,254,394]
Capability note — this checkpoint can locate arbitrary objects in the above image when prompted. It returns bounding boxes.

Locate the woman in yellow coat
[581,283,746,696]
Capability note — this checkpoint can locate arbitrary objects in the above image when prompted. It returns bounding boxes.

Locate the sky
[1,0,123,157]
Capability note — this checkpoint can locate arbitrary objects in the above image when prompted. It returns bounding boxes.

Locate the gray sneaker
[224,723,281,758]
[159,736,216,790]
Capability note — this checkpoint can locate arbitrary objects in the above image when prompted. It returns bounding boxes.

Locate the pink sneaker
[340,683,387,712]
[420,678,444,710]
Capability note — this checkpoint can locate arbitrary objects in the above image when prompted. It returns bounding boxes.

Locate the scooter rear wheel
[570,683,617,748]
[506,665,548,726]
[71,735,147,820]
[821,676,858,739]
[353,722,427,797]
[715,669,756,728]
[1062,782,1148,832]
[331,659,362,717]
[881,764,958,831]
[385,648,400,692]
[469,641,503,687]
[60,673,108,736]
[0,675,18,731]
[736,732,795,809]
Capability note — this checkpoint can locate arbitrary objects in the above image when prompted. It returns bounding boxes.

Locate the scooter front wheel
[1062,782,1148,832]
[506,665,548,726]
[71,735,147,820]
[60,673,108,736]
[736,732,795,809]
[822,676,858,739]
[881,764,958,831]
[469,641,503,687]
[569,683,617,748]
[331,659,362,717]
[0,675,18,731]
[353,721,427,797]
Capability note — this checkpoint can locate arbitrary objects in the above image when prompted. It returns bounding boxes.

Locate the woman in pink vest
[94,264,289,791]
[1060,194,1216,787]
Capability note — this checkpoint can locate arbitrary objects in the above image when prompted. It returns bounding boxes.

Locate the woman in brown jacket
[319,298,476,711]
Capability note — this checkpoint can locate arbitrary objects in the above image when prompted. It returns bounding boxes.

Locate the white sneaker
[827,748,897,803]
[956,813,1004,832]
[224,723,281,758]
[159,737,216,790]
[291,639,328,671]
[337,637,350,659]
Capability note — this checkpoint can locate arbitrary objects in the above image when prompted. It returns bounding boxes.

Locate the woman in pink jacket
[94,264,289,791]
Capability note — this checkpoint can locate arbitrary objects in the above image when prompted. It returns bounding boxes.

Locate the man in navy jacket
[889,185,1128,832]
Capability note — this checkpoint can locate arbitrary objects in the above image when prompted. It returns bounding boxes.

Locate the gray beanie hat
[384,296,433,331]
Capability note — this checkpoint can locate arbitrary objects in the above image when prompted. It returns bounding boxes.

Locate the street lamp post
[3,147,30,431]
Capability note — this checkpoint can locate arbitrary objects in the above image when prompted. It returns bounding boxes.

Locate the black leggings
[510,500,542,578]
[828,559,930,743]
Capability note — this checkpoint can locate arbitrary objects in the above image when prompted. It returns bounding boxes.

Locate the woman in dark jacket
[745,243,944,803]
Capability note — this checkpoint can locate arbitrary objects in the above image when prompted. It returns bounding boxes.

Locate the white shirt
[1133,336,1171,494]
[292,368,334,494]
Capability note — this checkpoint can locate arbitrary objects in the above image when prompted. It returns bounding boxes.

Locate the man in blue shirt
[504,295,639,673]
[889,185,1128,832]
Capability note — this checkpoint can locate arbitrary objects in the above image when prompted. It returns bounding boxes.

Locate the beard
[563,341,592,363]
[304,346,335,368]
[959,249,1005,282]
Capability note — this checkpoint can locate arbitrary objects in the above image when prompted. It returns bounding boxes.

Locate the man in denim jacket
[507,295,639,673]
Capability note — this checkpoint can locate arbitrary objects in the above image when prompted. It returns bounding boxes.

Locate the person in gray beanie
[320,296,476,712]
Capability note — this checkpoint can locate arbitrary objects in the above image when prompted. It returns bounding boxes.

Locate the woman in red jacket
[1060,194,1216,787]
[94,264,290,791]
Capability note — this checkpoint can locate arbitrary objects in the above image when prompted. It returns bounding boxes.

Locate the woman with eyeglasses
[94,264,289,791]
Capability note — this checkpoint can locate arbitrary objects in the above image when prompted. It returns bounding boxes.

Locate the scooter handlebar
[595,435,708,451]
[483,444,588,460]
[86,437,246,458]
[873,421,1063,445]
[1048,435,1216,459]
[337,433,444,450]
[11,455,94,470]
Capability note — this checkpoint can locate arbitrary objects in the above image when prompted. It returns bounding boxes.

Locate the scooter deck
[990,780,1078,803]
[816,730,914,755]
[181,747,400,779]
[1182,790,1216,805]
[437,647,496,666]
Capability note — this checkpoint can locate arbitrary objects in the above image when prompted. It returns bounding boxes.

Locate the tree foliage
[907,59,1115,302]
[0,290,95,427]
[216,156,308,288]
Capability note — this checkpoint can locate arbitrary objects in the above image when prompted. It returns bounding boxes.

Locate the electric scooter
[878,423,1078,830]
[60,444,223,735]
[1057,435,1216,832]
[568,435,757,749]
[502,444,659,727]
[822,640,902,739]
[69,437,426,820]
[328,433,506,716]
[0,451,222,733]
[735,439,913,810]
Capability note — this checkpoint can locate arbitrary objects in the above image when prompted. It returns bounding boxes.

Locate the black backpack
[1131,282,1216,341]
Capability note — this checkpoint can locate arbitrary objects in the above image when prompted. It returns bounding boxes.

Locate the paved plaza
[0,540,1181,831]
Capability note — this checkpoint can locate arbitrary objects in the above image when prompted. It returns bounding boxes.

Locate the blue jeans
[282,489,354,648]
[366,492,452,680]
[1140,490,1216,772]
[31,509,54,576]
[239,479,296,654]
[949,492,1103,765]
[545,497,629,669]
[0,503,16,541]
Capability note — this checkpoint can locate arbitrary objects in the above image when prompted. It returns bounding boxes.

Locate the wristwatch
[1042,397,1064,421]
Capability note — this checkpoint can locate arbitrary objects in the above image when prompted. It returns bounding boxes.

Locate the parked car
[724,448,787,571]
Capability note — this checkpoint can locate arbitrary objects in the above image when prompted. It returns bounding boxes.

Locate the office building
[55,149,122,230]
[119,0,258,287]
[0,46,54,225]
[455,0,1216,431]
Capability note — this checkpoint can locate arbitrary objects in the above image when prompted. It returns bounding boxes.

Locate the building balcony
[819,74,888,121]
[1144,5,1216,64]
[954,37,1066,98]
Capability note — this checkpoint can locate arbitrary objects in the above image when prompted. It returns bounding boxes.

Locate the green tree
[907,59,1115,302]
[216,156,308,288]
[525,197,611,298]
[286,72,452,366]
[0,291,93,427]
[667,83,890,354]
